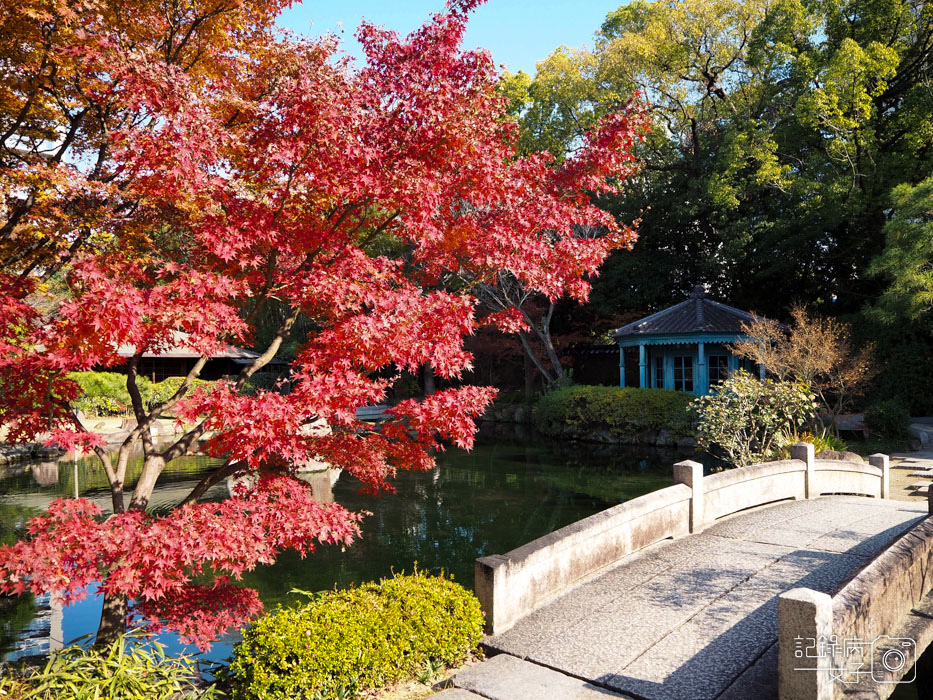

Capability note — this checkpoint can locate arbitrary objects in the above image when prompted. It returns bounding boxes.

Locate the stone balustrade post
[791,443,816,499]
[673,460,704,533]
[778,588,834,700]
[868,453,889,499]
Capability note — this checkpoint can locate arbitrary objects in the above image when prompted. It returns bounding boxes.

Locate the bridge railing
[475,443,892,636]
[779,516,933,699]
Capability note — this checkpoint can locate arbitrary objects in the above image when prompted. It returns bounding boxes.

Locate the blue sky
[277,0,624,76]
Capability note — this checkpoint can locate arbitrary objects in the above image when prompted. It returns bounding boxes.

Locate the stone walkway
[438,496,927,700]
[890,450,933,503]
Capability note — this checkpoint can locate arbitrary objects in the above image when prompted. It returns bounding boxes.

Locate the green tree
[870,176,933,322]
[507,0,933,321]
[861,175,933,414]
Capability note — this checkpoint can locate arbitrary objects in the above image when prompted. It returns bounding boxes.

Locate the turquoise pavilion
[612,285,763,395]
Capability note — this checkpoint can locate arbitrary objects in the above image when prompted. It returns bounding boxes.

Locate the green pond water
[0,423,686,664]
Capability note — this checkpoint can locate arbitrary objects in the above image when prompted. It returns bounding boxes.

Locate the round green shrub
[227,572,484,700]
[69,371,150,417]
[864,399,911,438]
[533,385,694,440]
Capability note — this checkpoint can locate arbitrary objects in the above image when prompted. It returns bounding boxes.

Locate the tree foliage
[730,306,873,426]
[870,175,933,322]
[0,0,647,647]
[0,0,293,277]
[505,0,933,319]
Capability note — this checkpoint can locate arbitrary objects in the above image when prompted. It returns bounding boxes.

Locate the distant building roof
[116,330,284,366]
[612,285,757,339]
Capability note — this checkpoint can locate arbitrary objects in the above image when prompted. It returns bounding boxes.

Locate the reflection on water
[0,423,685,663]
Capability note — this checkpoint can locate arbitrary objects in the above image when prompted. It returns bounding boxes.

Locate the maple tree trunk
[95,590,128,648]
[94,456,164,645]
[538,302,565,383]
[129,455,165,511]
[524,351,537,399]
[423,363,436,396]
[518,330,557,386]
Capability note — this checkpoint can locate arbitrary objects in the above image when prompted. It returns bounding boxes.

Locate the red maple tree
[0,0,647,648]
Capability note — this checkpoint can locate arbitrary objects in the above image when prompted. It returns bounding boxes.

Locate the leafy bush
[148,376,217,411]
[228,572,483,700]
[69,371,151,417]
[864,400,911,438]
[69,372,218,417]
[533,385,694,440]
[0,635,216,700]
[240,372,289,396]
[692,370,817,468]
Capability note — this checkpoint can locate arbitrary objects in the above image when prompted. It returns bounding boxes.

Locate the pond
[0,423,689,665]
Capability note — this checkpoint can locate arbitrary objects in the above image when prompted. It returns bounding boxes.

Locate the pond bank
[0,444,61,470]
[481,401,698,449]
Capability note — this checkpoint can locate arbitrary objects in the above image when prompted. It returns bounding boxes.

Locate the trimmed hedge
[533,385,694,441]
[68,371,217,417]
[864,399,911,438]
[228,572,484,700]
[70,371,145,416]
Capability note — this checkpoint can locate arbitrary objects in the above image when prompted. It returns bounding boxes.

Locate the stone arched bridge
[435,446,933,700]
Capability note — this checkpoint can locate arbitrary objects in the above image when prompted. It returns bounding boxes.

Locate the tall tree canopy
[0,0,295,277]
[504,0,933,318]
[0,0,647,646]
[870,175,933,323]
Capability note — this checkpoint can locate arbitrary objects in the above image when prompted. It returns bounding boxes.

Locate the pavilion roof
[612,286,757,339]
[116,330,284,365]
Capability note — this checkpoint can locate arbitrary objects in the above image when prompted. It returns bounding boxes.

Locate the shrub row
[864,399,911,438]
[533,385,694,441]
[68,372,216,417]
[227,572,484,700]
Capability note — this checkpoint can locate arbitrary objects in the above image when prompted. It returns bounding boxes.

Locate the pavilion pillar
[619,346,626,388]
[638,344,646,388]
[696,341,706,395]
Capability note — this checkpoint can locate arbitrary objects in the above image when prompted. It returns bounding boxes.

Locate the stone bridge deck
[450,496,928,700]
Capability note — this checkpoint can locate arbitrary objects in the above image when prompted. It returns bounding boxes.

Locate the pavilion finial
[690,284,706,299]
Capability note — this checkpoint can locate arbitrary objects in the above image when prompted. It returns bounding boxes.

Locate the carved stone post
[778,588,834,700]
[868,453,889,499]
[791,443,816,499]
[674,460,704,533]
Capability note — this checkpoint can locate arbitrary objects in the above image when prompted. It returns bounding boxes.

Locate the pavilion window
[708,355,729,386]
[654,356,664,389]
[673,356,693,392]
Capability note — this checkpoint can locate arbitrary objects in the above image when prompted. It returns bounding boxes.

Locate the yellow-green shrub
[534,385,694,440]
[69,371,148,416]
[227,572,484,700]
[68,372,217,417]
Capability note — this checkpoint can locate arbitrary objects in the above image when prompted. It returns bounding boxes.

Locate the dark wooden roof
[612,286,757,339]
[116,330,285,365]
